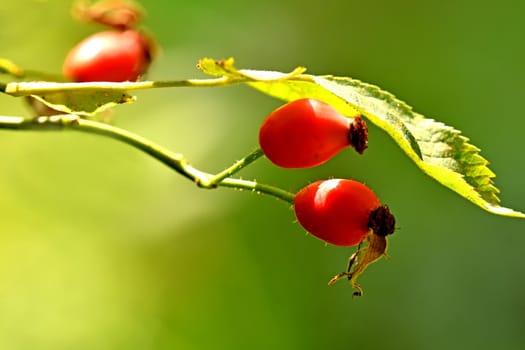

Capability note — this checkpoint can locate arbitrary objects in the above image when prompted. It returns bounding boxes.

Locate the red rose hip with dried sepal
[259,98,368,169]
[294,179,395,246]
[63,30,153,82]
[294,179,396,296]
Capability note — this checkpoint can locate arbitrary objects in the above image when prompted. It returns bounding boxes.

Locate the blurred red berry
[63,30,152,82]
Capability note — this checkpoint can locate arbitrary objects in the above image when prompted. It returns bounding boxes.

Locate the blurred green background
[1,0,524,349]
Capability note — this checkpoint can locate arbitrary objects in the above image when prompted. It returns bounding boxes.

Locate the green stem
[2,77,242,96]
[220,178,295,203]
[0,114,295,204]
[204,148,264,187]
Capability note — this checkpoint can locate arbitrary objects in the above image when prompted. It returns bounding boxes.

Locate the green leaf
[0,58,68,81]
[30,90,135,117]
[5,81,135,117]
[0,58,24,77]
[199,58,524,218]
[198,57,307,81]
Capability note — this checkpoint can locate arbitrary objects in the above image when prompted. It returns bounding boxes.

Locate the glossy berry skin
[259,98,353,169]
[294,179,381,246]
[63,30,151,82]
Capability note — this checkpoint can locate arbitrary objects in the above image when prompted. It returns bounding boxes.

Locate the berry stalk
[1,77,242,96]
[0,114,295,203]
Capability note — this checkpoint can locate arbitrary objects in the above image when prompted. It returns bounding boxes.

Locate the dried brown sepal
[328,231,388,297]
[72,0,144,30]
[368,205,396,237]
[347,115,368,154]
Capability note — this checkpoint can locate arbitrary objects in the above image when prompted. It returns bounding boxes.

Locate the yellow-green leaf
[199,58,524,218]
[30,90,135,117]
[0,58,24,77]
[5,81,135,117]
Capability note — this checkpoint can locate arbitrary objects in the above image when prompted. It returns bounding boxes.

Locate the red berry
[258,98,368,169]
[63,30,152,82]
[294,179,395,246]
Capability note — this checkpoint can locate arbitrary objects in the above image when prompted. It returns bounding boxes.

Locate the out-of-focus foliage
[0,0,524,349]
